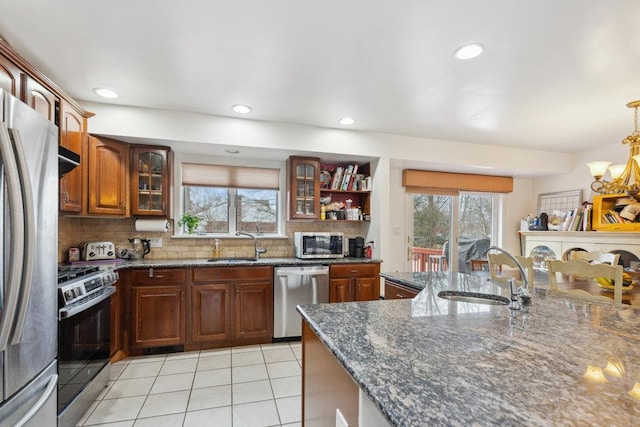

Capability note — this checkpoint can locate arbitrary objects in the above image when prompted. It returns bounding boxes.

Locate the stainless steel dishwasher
[274,265,329,338]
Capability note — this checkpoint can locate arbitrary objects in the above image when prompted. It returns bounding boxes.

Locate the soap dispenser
[213,239,221,259]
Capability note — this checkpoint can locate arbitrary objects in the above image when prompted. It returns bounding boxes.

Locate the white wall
[82,101,582,272]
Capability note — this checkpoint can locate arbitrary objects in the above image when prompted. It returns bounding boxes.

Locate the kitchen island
[298,272,640,426]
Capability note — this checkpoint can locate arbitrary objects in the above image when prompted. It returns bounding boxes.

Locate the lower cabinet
[329,263,380,303]
[190,266,273,348]
[384,280,419,300]
[129,268,188,349]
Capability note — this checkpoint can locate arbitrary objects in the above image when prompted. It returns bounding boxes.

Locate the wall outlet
[149,238,162,248]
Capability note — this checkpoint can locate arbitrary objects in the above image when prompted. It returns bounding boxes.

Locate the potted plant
[178,213,201,234]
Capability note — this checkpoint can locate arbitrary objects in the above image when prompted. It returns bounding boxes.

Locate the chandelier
[587,100,640,198]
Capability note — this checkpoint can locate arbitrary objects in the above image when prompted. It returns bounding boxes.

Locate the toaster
[82,241,116,261]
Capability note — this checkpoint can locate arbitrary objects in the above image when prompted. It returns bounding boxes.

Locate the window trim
[173,153,287,238]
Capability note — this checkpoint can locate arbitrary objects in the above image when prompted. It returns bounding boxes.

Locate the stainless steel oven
[57,265,117,427]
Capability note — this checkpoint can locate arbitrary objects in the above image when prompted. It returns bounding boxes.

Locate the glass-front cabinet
[131,146,172,216]
[288,156,320,219]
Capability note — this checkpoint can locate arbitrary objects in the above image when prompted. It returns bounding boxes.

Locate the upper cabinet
[88,136,129,216]
[0,53,22,97]
[22,74,59,123]
[59,101,88,213]
[287,156,320,219]
[131,146,172,217]
[286,156,372,222]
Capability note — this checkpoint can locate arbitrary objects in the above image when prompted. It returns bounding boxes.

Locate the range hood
[59,145,80,178]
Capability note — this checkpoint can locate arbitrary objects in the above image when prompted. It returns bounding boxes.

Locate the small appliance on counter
[129,237,151,259]
[294,232,344,259]
[349,237,365,258]
[82,241,116,261]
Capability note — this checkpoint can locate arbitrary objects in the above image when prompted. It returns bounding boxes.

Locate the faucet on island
[483,246,531,310]
[235,231,267,261]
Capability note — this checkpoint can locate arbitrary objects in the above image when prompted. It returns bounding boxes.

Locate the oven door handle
[0,122,25,352]
[8,128,36,345]
[59,287,116,320]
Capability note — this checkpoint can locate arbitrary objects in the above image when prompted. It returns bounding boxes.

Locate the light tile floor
[76,342,302,427]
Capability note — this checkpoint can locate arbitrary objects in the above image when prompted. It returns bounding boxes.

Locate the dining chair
[569,250,620,266]
[547,259,623,304]
[488,253,534,287]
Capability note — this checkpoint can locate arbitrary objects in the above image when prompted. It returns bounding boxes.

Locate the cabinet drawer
[385,281,418,299]
[330,263,378,279]
[131,268,188,285]
[192,266,273,283]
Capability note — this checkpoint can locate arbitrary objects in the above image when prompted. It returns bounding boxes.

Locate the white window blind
[182,163,280,189]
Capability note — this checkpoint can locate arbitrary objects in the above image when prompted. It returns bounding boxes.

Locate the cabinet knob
[396,293,405,298]
[350,269,358,273]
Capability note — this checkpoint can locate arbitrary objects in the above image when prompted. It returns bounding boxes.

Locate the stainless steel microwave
[294,232,344,259]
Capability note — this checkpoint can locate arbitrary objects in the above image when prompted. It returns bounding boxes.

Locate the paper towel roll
[135,219,170,232]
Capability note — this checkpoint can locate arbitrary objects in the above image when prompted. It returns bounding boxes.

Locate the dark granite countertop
[298,272,640,426]
[64,257,381,270]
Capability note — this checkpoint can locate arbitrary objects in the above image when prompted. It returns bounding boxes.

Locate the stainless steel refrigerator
[0,89,58,426]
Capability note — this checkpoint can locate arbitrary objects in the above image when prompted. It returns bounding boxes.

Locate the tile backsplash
[58,217,367,263]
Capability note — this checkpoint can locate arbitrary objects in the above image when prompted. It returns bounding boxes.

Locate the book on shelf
[331,167,343,190]
[561,209,575,231]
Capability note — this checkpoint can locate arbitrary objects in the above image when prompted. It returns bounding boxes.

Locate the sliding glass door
[405,191,497,273]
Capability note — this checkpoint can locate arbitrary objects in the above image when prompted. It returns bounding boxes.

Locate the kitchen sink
[437,290,509,306]
[207,258,257,263]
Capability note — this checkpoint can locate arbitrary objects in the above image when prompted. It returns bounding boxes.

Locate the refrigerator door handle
[14,374,58,427]
[0,122,25,351]
[8,128,36,344]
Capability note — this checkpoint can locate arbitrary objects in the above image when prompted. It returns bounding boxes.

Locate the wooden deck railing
[412,247,448,272]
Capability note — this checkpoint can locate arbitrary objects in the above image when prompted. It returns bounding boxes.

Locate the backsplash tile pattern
[58,217,367,263]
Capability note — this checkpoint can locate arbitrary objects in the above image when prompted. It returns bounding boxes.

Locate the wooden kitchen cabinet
[329,263,380,303]
[191,283,232,343]
[384,280,419,300]
[110,277,124,361]
[0,52,22,97]
[59,100,87,213]
[287,156,320,219]
[190,266,273,349]
[22,74,59,123]
[130,268,188,349]
[131,145,172,216]
[88,136,129,216]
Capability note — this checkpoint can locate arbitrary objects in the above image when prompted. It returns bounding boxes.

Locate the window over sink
[179,162,282,236]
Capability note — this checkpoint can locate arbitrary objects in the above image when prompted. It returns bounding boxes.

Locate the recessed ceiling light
[339,117,355,125]
[225,148,240,154]
[454,43,484,60]
[232,104,252,114]
[93,87,119,99]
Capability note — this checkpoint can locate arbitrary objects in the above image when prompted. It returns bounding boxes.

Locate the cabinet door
[288,156,320,219]
[131,285,186,348]
[131,146,171,216]
[22,74,59,123]
[234,282,273,340]
[355,277,378,301]
[88,136,129,215]
[329,278,354,303]
[0,54,21,97]
[59,100,86,213]
[192,284,232,342]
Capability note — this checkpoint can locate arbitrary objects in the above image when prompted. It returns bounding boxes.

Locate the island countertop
[298,272,640,426]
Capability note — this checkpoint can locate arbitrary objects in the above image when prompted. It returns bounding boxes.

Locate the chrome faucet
[235,231,267,261]
[483,246,531,309]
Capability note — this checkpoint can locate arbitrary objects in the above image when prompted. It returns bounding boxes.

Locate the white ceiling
[1,0,640,154]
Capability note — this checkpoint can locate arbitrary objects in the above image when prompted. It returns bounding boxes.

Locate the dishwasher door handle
[276,269,328,277]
